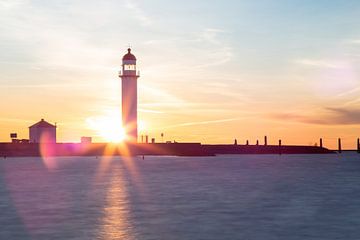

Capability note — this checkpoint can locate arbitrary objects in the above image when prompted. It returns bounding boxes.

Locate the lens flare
[86,114,126,143]
[39,132,58,170]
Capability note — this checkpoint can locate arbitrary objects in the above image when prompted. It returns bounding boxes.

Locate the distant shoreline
[0,142,335,157]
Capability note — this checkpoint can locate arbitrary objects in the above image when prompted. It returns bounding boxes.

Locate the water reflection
[98,160,134,240]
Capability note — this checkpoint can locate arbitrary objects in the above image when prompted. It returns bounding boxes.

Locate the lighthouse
[119,48,139,142]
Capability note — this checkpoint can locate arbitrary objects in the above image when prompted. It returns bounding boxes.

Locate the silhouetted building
[29,119,56,143]
[10,133,17,139]
[12,139,29,144]
[81,137,92,144]
[119,48,139,142]
[264,136,267,146]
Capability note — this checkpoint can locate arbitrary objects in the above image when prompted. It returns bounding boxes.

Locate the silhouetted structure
[0,142,334,157]
[338,138,342,153]
[81,137,92,144]
[320,138,323,148]
[357,138,360,153]
[29,119,56,143]
[264,136,267,146]
[279,139,282,155]
[120,48,139,143]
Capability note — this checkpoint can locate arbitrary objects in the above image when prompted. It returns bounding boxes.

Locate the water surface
[1,153,360,239]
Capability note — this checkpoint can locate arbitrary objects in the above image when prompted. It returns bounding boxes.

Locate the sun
[99,122,126,143]
[86,113,126,143]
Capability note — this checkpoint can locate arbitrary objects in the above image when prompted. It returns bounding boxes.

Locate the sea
[1,153,360,240]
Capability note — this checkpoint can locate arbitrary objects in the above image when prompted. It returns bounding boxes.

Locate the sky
[0,0,360,149]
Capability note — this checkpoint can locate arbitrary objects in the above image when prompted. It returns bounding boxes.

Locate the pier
[0,141,334,157]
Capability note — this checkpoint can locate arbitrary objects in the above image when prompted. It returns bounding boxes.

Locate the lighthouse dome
[123,48,136,61]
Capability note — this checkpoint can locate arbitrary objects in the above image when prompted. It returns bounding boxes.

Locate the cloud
[0,0,27,10]
[194,46,233,68]
[0,1,123,72]
[270,107,360,125]
[161,118,241,129]
[190,28,233,68]
[344,97,360,106]
[0,117,31,123]
[125,0,152,26]
[139,84,187,107]
[197,28,225,45]
[142,27,233,69]
[138,108,164,114]
[269,112,328,125]
[345,39,360,45]
[336,86,360,97]
[295,59,348,69]
[325,107,360,124]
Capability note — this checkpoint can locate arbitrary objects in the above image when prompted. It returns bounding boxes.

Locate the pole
[357,138,360,153]
[264,136,267,146]
[338,138,342,153]
[320,138,323,148]
[279,139,282,155]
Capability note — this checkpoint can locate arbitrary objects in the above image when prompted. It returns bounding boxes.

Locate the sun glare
[86,114,126,143]
[138,120,146,133]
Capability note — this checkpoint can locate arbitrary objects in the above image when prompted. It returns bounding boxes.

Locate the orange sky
[1,1,360,149]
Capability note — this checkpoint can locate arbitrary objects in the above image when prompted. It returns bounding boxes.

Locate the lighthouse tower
[119,48,139,142]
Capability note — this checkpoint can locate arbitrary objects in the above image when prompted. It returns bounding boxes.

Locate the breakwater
[0,142,334,157]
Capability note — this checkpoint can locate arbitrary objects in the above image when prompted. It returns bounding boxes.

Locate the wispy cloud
[194,46,233,68]
[344,39,360,45]
[336,86,360,97]
[0,83,95,89]
[142,27,233,68]
[197,28,225,45]
[325,107,360,125]
[125,0,152,26]
[161,118,241,129]
[138,108,164,114]
[191,28,233,68]
[0,117,32,123]
[139,84,187,107]
[344,97,360,106]
[295,59,348,69]
[0,0,26,10]
[270,107,360,125]
[0,1,121,72]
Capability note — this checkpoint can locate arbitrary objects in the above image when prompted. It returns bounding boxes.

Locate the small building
[81,137,92,144]
[11,139,29,144]
[29,119,56,143]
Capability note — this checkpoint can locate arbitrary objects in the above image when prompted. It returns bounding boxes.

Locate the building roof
[122,48,136,61]
[29,119,56,128]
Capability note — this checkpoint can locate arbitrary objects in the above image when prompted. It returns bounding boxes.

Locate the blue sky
[0,0,360,147]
